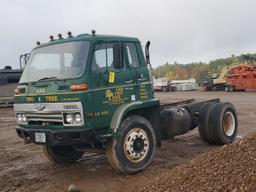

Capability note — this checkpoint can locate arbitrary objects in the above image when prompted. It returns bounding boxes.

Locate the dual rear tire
[198,102,238,145]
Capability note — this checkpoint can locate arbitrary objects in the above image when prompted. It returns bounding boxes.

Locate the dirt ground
[0,91,255,192]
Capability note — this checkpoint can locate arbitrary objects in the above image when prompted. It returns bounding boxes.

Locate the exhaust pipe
[145,41,154,95]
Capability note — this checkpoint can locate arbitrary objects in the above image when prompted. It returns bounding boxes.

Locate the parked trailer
[225,64,256,91]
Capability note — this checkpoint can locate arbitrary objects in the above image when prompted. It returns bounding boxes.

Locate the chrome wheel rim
[124,128,149,162]
[223,111,236,136]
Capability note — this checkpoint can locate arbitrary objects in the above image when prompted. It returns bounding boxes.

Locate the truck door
[123,42,153,101]
[90,42,136,129]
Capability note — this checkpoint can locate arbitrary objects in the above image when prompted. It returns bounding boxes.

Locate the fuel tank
[160,107,193,139]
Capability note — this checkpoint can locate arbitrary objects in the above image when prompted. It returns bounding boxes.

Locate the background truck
[0,66,22,107]
[225,63,256,91]
[203,61,256,91]
[13,31,238,174]
[153,77,177,92]
[0,54,29,107]
[170,79,198,91]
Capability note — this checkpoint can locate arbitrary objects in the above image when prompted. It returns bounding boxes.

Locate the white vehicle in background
[171,79,198,91]
[153,77,177,92]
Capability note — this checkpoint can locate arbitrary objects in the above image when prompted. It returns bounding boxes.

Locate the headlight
[64,113,83,125]
[22,114,27,122]
[17,113,27,124]
[65,114,74,124]
[75,113,82,123]
[17,114,22,123]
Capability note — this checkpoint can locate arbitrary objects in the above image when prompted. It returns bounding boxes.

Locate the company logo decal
[35,104,46,111]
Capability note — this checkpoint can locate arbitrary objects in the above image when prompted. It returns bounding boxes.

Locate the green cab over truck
[14,31,238,174]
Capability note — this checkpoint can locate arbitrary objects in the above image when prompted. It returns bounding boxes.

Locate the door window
[124,43,140,68]
[92,42,122,72]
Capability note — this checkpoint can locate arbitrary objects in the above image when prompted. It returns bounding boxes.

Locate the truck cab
[14,31,161,173]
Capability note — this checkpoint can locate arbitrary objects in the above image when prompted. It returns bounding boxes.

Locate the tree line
[152,53,256,82]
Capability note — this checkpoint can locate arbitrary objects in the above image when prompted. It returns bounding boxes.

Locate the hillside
[152,53,256,82]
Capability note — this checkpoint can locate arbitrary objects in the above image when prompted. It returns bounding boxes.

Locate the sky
[1,0,256,68]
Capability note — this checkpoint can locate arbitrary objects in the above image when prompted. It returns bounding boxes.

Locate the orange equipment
[225,64,256,91]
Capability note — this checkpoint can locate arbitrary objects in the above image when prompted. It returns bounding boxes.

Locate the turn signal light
[14,88,21,95]
[70,83,88,91]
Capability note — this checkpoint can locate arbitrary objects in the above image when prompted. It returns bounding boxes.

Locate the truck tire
[106,115,156,174]
[43,145,84,164]
[225,85,230,92]
[229,85,235,92]
[198,103,217,144]
[161,86,169,92]
[209,102,238,145]
[171,86,177,92]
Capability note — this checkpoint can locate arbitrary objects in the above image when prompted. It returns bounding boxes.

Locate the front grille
[27,112,63,125]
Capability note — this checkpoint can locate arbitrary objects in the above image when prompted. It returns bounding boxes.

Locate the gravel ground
[138,132,256,192]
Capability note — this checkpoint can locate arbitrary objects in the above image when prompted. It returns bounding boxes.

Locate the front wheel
[43,145,84,164]
[106,115,156,174]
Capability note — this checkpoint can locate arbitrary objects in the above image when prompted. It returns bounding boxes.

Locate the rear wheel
[161,86,169,92]
[43,145,84,164]
[229,85,235,92]
[198,103,217,144]
[225,85,230,92]
[171,86,177,92]
[106,115,156,174]
[209,102,238,145]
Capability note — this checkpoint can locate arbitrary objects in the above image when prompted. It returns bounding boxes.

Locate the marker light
[67,31,73,37]
[36,41,40,46]
[14,88,21,95]
[91,29,96,35]
[57,33,63,39]
[49,35,54,41]
[70,83,88,91]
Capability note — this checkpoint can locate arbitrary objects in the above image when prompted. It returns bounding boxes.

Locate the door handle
[137,77,147,82]
[125,80,134,84]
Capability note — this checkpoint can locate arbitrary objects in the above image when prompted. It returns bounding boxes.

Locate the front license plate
[35,132,46,143]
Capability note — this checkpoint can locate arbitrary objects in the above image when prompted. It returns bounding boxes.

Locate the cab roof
[35,33,140,50]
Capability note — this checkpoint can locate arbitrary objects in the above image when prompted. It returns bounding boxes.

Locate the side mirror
[19,53,30,71]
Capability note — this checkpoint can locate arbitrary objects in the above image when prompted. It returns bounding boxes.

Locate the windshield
[20,41,90,83]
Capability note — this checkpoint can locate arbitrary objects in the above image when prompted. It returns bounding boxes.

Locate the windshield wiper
[38,76,60,81]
